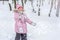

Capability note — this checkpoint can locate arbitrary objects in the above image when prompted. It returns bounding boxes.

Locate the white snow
[0,0,60,40]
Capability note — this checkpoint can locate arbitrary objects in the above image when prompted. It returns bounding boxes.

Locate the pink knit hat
[16,4,23,11]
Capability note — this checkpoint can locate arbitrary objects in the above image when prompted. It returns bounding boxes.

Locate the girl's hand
[31,22,36,26]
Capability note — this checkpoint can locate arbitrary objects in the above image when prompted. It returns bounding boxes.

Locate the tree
[56,0,60,17]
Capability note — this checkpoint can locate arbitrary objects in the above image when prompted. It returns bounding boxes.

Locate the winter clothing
[15,33,27,40]
[14,12,32,33]
[14,4,32,33]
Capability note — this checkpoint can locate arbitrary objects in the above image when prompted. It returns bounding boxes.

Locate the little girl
[14,4,36,40]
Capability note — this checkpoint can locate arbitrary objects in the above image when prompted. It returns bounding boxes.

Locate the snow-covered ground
[0,0,60,40]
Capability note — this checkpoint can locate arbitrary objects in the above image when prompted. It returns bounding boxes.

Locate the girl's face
[18,7,24,14]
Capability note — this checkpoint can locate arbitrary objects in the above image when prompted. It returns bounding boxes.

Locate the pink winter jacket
[14,4,33,33]
[14,12,32,33]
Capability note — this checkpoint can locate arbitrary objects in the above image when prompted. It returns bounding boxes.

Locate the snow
[0,0,60,40]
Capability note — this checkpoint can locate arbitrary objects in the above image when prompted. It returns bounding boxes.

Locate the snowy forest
[0,0,60,40]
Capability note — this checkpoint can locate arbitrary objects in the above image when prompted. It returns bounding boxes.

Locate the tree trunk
[56,0,60,17]
[49,0,53,17]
